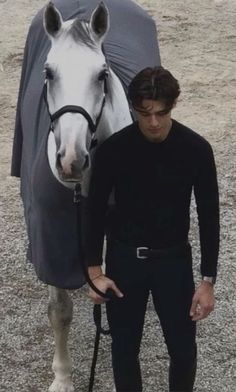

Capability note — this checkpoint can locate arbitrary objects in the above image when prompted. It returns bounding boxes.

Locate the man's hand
[88,266,124,304]
[190,281,215,321]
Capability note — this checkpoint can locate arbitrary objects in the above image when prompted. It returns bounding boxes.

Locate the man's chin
[146,131,164,143]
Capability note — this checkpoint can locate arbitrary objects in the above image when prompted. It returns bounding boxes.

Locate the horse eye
[44,67,54,80]
[98,70,108,81]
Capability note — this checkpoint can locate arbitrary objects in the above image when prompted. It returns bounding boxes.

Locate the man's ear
[172,98,178,108]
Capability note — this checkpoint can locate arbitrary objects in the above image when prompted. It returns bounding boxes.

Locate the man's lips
[148,128,162,132]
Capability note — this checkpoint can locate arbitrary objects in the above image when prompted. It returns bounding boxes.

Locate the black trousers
[105,241,197,392]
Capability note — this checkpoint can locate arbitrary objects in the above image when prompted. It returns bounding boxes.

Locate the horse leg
[48,285,74,392]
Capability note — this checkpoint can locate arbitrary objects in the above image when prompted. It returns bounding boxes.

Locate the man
[83,67,219,391]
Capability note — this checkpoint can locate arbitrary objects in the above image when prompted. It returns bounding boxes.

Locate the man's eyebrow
[136,108,167,115]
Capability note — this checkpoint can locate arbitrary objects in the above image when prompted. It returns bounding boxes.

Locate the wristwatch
[202,276,216,285]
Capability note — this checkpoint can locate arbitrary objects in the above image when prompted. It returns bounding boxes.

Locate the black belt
[112,240,190,260]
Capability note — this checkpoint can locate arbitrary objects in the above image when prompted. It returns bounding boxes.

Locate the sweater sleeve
[82,142,115,266]
[193,141,220,278]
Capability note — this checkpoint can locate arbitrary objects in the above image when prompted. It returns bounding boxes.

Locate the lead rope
[89,304,111,391]
[73,183,113,392]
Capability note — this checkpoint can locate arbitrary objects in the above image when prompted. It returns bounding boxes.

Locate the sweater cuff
[86,257,103,267]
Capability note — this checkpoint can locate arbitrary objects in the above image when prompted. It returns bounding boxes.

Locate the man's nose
[149,114,159,127]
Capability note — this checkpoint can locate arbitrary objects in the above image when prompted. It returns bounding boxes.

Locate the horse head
[44,1,110,182]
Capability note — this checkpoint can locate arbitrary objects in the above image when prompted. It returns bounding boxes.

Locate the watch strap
[202,276,216,285]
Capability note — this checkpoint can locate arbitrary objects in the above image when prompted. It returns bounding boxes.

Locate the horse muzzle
[56,152,90,182]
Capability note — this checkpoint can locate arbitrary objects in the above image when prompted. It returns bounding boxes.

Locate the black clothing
[84,119,219,391]
[105,240,197,392]
[84,119,220,278]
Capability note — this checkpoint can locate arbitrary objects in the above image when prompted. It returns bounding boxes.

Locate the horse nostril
[56,153,62,170]
[83,154,89,170]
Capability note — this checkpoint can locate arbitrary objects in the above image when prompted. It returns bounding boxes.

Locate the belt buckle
[136,247,148,259]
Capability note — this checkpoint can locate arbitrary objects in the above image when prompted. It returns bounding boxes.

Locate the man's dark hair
[128,66,181,113]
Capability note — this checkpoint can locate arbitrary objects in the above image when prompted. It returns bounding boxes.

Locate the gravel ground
[0,0,236,391]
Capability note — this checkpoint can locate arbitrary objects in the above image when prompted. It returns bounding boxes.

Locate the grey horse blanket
[11,0,161,289]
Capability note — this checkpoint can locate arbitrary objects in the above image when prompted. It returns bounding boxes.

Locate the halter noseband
[43,74,108,146]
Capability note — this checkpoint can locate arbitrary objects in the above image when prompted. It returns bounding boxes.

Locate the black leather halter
[43,75,108,146]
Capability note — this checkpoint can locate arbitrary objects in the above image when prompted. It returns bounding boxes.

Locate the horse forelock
[69,20,97,50]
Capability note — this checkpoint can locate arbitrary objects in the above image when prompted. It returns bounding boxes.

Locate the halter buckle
[136,247,148,259]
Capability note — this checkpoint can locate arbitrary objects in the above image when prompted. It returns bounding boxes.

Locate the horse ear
[89,2,110,43]
[44,2,63,38]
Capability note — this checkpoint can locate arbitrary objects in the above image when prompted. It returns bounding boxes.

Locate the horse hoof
[49,378,74,392]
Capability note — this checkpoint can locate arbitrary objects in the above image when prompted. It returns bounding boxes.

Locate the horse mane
[69,19,96,49]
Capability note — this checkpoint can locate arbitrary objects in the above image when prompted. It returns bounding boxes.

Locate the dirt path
[0,1,235,391]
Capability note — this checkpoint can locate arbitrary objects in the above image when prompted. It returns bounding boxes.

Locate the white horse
[44,2,132,391]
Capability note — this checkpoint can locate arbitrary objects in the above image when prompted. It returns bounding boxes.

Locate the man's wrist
[88,266,103,280]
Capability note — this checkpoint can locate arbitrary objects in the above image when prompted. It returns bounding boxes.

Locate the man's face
[135,99,173,143]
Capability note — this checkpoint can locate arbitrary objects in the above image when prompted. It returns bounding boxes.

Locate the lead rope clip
[74,183,82,203]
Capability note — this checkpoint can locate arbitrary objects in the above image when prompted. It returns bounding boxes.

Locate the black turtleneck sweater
[83,119,219,278]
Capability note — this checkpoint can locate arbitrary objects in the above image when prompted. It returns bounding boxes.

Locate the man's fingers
[88,290,108,304]
[191,307,204,321]
[192,309,208,321]
[190,297,198,317]
[110,282,124,298]
[87,277,124,304]
[191,303,214,321]
[191,283,215,321]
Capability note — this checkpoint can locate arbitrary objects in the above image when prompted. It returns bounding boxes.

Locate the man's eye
[44,68,54,80]
[98,70,108,81]
[158,111,168,116]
